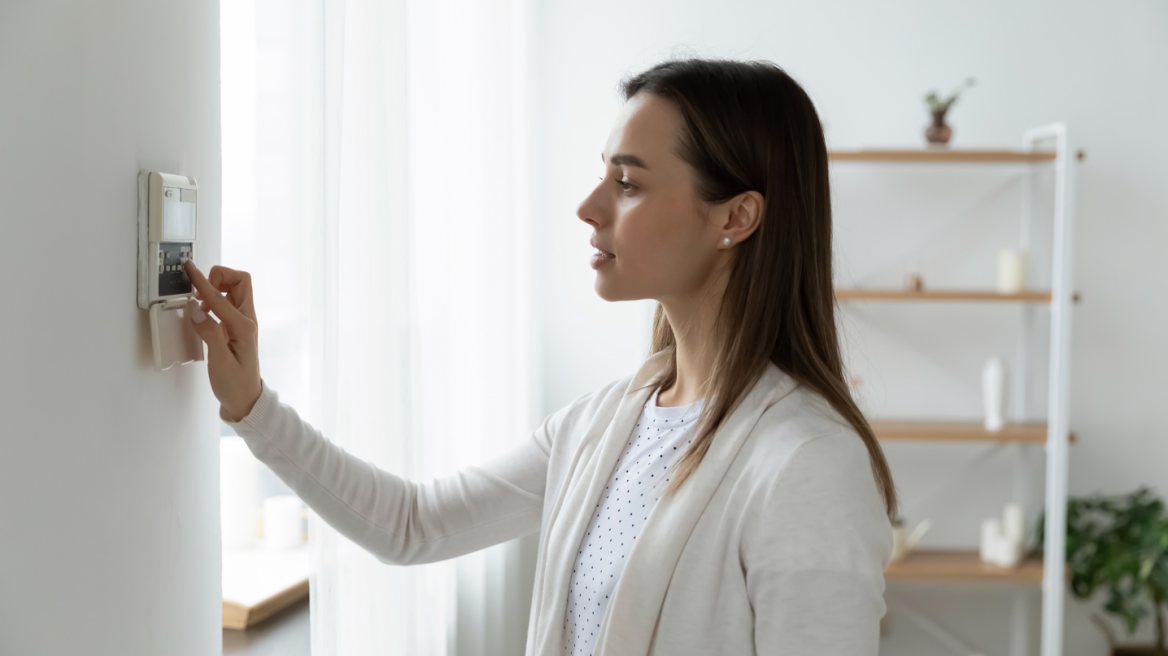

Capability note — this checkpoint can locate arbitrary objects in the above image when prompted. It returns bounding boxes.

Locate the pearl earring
[722,237,731,246]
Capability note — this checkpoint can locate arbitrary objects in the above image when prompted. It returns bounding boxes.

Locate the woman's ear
[720,191,764,245]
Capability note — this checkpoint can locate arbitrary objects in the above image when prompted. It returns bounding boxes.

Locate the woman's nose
[576,184,604,227]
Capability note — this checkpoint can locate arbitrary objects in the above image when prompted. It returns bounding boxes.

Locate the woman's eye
[597,176,633,192]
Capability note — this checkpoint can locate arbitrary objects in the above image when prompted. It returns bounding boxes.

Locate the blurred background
[2,1,1167,656]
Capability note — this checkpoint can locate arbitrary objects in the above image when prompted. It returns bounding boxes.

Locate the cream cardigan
[226,349,893,655]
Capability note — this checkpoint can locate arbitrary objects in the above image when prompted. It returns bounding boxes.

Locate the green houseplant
[1038,487,1168,655]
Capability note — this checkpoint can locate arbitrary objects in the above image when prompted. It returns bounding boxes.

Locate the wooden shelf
[835,288,1055,303]
[222,545,312,630]
[829,149,1057,163]
[223,578,309,630]
[885,549,1044,583]
[872,420,1076,444]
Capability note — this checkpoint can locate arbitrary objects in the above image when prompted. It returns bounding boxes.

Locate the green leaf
[1048,488,1168,641]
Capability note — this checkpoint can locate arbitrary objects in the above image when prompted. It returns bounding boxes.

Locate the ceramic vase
[925,110,952,146]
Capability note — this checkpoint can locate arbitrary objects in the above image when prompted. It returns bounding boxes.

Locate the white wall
[530,1,1168,654]
[0,1,222,654]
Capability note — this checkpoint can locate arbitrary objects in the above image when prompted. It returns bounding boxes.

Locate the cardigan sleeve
[224,379,565,566]
[740,430,893,655]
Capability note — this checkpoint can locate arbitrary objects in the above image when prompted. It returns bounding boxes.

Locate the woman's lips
[590,250,615,269]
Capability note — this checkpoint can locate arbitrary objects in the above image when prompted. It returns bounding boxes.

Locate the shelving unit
[829,149,1056,163]
[830,125,1078,656]
[885,549,1045,583]
[835,289,1081,303]
[871,420,1075,445]
[836,288,1054,303]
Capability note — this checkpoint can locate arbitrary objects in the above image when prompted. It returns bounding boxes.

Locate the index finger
[184,260,248,326]
[208,265,257,323]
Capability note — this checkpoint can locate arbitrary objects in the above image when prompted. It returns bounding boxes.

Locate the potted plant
[923,77,975,147]
[1037,487,1168,655]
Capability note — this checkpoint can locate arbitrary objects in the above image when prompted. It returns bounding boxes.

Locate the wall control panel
[138,172,198,309]
[137,171,204,371]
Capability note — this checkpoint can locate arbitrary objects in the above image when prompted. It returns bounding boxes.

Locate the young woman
[185,57,896,656]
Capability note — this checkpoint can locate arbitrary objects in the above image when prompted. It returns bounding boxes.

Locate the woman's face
[577,92,729,304]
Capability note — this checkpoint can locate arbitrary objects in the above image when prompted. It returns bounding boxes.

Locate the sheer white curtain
[221,0,537,653]
[406,0,538,654]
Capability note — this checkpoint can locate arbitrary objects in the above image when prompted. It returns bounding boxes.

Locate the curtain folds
[224,0,536,653]
[305,0,536,653]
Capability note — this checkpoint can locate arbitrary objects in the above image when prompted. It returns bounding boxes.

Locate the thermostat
[137,171,204,371]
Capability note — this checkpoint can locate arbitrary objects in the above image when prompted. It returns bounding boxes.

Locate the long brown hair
[621,58,897,517]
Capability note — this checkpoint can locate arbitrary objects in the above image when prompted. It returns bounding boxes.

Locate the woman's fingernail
[192,308,207,324]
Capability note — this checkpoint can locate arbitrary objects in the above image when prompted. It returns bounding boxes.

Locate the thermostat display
[162,187,198,241]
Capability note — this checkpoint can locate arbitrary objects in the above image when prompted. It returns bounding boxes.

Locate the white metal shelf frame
[830,123,1077,656]
[1031,122,1076,656]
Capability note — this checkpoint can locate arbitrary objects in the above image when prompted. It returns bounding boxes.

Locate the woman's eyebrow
[601,152,650,171]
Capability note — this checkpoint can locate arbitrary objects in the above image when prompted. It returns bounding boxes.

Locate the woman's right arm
[225,380,558,565]
[182,260,559,565]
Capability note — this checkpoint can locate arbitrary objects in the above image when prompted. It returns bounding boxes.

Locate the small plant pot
[1112,646,1167,656]
[925,110,952,147]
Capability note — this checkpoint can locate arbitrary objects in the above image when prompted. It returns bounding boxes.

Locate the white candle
[1003,502,1026,544]
[997,249,1026,294]
[263,495,305,549]
[982,357,1007,432]
[980,517,1002,563]
[220,436,259,550]
[993,535,1023,568]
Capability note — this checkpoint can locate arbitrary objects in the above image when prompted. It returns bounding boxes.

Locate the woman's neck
[656,273,728,408]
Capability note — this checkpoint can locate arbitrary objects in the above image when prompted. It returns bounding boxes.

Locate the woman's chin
[594,277,623,302]
[594,278,644,303]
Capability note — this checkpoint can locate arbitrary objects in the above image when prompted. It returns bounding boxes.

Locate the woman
[185,57,896,655]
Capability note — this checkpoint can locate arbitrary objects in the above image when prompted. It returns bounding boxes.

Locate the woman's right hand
[183,260,264,423]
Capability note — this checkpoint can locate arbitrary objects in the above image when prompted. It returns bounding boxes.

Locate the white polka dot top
[562,385,705,656]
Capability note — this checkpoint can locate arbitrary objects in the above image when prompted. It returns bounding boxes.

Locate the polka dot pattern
[562,386,705,656]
